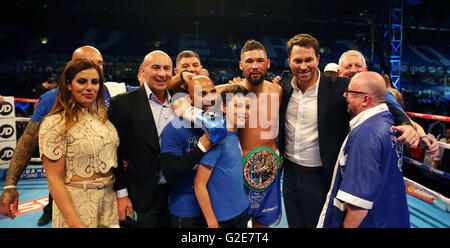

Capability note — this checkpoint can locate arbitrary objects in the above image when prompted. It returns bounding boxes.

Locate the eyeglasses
[344,88,368,97]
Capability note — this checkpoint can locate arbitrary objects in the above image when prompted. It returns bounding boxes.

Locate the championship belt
[243,146,283,192]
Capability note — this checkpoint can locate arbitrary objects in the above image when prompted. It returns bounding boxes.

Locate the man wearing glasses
[338,50,438,158]
[317,72,410,228]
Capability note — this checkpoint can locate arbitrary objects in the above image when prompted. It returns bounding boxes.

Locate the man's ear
[174,68,179,75]
[362,94,371,107]
[239,61,243,72]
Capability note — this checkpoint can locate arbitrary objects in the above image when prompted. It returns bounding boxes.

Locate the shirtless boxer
[218,40,283,228]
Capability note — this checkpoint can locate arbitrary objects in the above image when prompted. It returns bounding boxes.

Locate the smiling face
[142,51,173,95]
[240,49,270,86]
[188,76,218,111]
[175,56,203,75]
[338,54,367,79]
[224,94,250,129]
[66,68,100,108]
[288,45,320,86]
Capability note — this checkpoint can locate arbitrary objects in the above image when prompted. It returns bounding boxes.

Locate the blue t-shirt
[30,88,58,122]
[320,111,410,228]
[160,118,204,217]
[199,131,250,222]
[30,84,137,122]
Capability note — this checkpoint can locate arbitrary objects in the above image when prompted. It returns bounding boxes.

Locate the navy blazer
[278,74,349,180]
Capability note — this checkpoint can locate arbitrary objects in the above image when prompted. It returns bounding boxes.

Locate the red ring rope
[11,99,450,122]
[14,98,39,103]
[406,112,450,122]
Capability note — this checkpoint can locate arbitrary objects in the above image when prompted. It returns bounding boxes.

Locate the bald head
[345,71,386,116]
[351,71,386,103]
[188,76,213,93]
[140,50,173,99]
[142,50,171,66]
[188,75,217,110]
[72,46,103,70]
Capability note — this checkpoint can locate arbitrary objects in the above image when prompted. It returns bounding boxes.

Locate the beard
[347,107,356,118]
[246,72,265,86]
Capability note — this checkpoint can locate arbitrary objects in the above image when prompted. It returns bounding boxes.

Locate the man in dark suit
[278,34,419,228]
[108,50,175,227]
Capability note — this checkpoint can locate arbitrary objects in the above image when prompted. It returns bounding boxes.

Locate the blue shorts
[245,172,282,226]
[243,146,283,227]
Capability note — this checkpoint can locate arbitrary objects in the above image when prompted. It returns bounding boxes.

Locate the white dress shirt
[284,71,323,167]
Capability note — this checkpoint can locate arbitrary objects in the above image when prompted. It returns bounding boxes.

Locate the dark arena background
[0,0,449,229]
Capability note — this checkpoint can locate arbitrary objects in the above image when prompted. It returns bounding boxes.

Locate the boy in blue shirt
[194,84,251,228]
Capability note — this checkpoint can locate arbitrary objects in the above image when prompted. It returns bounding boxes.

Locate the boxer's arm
[215,84,232,95]
[4,120,39,186]
[168,71,196,91]
[168,74,184,91]
[0,120,40,218]
[272,76,281,85]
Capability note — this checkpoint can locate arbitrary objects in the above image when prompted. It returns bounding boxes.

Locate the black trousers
[135,184,170,228]
[282,159,330,228]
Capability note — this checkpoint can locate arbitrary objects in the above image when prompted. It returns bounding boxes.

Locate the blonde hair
[338,50,366,69]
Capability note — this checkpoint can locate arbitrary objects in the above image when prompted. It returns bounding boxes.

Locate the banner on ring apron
[0,96,16,180]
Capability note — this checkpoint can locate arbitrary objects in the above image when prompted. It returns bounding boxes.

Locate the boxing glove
[184,106,226,144]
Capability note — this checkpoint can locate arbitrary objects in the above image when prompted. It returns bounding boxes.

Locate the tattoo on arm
[5,120,40,185]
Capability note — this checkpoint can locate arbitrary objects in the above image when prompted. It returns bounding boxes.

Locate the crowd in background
[2,61,448,119]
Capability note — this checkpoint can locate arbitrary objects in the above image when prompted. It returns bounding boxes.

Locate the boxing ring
[402,111,450,227]
[1,97,449,228]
